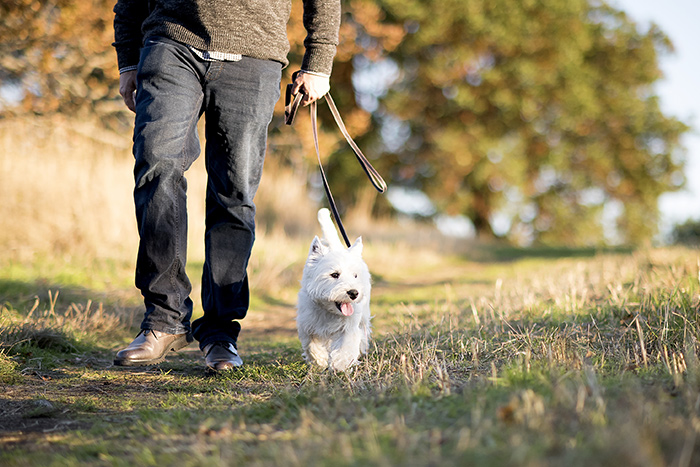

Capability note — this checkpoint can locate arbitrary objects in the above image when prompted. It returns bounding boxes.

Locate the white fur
[296,208,372,371]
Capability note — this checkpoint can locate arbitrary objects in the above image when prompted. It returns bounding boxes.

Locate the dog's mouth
[335,302,354,316]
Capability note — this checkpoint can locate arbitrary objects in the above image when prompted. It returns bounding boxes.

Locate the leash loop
[323,93,387,194]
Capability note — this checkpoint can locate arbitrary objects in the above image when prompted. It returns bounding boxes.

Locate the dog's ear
[349,236,363,256]
[308,236,329,261]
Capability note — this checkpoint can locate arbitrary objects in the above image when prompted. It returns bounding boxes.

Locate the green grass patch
[0,349,21,384]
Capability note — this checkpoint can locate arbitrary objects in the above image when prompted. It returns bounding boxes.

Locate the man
[112,0,340,372]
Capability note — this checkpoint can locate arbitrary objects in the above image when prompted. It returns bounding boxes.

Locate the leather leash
[285,76,387,248]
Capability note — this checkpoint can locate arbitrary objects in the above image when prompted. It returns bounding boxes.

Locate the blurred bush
[671,219,700,246]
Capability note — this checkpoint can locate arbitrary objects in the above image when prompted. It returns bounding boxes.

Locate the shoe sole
[113,334,192,367]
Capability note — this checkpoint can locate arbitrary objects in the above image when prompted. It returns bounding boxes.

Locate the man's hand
[291,71,330,106]
[119,70,138,113]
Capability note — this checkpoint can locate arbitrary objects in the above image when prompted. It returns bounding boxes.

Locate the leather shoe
[204,342,243,373]
[114,329,192,366]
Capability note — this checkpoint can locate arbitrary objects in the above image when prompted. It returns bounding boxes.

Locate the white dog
[296,208,372,371]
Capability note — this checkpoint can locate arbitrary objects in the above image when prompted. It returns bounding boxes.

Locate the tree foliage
[671,218,700,246]
[0,0,121,122]
[356,0,688,245]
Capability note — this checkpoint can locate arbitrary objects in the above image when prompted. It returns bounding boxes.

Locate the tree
[360,0,688,245]
[0,0,121,123]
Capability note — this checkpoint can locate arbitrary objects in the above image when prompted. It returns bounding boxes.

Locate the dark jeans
[132,36,281,349]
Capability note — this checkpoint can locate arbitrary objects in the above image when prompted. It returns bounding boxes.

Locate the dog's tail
[317,208,344,249]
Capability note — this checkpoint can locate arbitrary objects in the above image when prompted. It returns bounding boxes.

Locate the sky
[612,0,700,235]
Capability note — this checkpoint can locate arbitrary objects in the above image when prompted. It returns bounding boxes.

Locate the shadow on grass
[468,244,635,263]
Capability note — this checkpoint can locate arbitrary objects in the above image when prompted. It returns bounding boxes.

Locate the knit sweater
[113,0,340,76]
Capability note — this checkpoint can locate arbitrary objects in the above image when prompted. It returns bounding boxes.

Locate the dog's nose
[347,289,358,300]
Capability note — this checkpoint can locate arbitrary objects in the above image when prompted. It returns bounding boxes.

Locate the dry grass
[0,115,323,263]
[0,116,138,261]
[0,290,125,352]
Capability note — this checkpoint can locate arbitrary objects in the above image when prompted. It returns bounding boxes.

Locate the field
[1,119,700,466]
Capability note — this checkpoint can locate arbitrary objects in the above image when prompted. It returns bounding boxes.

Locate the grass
[1,246,699,466]
[2,118,700,465]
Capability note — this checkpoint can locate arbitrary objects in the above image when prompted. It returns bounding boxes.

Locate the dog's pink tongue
[341,302,354,316]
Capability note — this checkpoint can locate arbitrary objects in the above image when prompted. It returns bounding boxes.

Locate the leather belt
[285,74,387,247]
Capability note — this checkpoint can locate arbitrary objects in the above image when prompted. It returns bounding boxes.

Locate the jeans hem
[198,337,237,352]
[141,323,191,336]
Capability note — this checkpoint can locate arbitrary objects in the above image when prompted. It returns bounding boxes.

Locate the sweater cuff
[119,65,139,74]
[301,43,336,77]
[300,69,330,78]
[114,45,142,74]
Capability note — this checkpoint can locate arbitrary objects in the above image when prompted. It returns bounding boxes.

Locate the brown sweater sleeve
[301,0,341,75]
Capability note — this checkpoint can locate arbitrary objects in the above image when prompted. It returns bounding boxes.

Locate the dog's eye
[330,272,340,279]
[354,273,358,278]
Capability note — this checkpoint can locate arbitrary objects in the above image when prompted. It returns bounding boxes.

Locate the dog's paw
[329,351,358,372]
[307,341,330,368]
